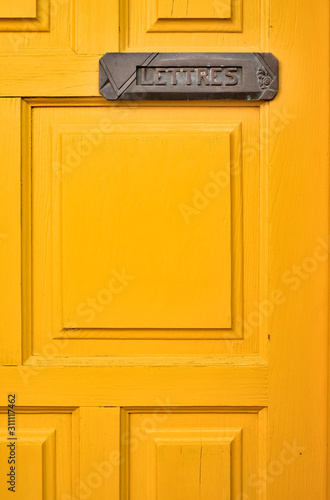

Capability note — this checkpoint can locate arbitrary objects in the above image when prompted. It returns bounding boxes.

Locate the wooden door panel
[0,0,328,497]
[0,409,72,499]
[0,0,37,19]
[61,127,232,329]
[25,104,264,360]
[0,406,121,500]
[158,0,232,19]
[121,0,254,50]
[123,408,265,500]
[0,99,21,365]
[0,0,118,55]
[0,0,62,47]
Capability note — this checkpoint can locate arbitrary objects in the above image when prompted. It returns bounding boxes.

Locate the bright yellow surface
[0,413,69,500]
[0,0,328,498]
[62,128,231,329]
[0,0,36,18]
[31,105,260,352]
[158,0,231,19]
[126,410,255,500]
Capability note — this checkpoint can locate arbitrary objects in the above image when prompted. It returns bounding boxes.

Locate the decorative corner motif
[257,67,273,89]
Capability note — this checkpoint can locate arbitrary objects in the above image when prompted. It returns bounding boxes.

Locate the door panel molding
[19,101,268,362]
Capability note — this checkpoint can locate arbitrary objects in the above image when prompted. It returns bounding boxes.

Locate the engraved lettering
[197,68,210,86]
[182,68,195,85]
[100,53,279,101]
[210,68,223,86]
[140,67,153,85]
[136,66,242,87]
[155,68,166,85]
[169,69,181,85]
[224,67,238,86]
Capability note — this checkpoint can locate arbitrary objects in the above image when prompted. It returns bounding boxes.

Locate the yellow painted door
[0,1,328,499]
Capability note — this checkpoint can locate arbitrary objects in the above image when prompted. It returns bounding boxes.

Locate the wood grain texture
[0,410,71,498]
[125,412,247,500]
[79,407,120,500]
[0,0,328,498]
[28,105,262,355]
[60,128,232,329]
[146,0,241,34]
[74,0,119,54]
[0,99,21,365]
[0,0,36,18]
[0,0,50,34]
[122,0,248,49]
[0,366,268,406]
[158,0,231,19]
[0,56,99,96]
[269,0,329,498]
[21,100,32,365]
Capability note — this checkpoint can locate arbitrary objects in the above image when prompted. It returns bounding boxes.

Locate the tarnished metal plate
[99,52,279,101]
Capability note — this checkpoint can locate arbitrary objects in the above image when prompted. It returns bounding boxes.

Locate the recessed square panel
[158,0,231,19]
[0,411,71,499]
[61,129,232,329]
[0,0,64,44]
[0,0,37,18]
[124,409,262,500]
[0,430,55,499]
[29,106,262,357]
[120,0,263,50]
[144,0,241,35]
[147,429,240,500]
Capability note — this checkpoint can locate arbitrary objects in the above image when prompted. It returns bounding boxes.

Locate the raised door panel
[158,0,232,19]
[61,128,232,329]
[0,0,118,55]
[22,103,264,361]
[0,406,120,500]
[0,0,37,18]
[122,408,266,500]
[120,0,261,51]
[0,409,71,499]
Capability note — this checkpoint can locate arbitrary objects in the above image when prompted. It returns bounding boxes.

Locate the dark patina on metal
[99,52,278,101]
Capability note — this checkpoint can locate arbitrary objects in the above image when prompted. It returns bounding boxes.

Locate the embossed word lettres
[99,53,278,101]
[137,66,242,87]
